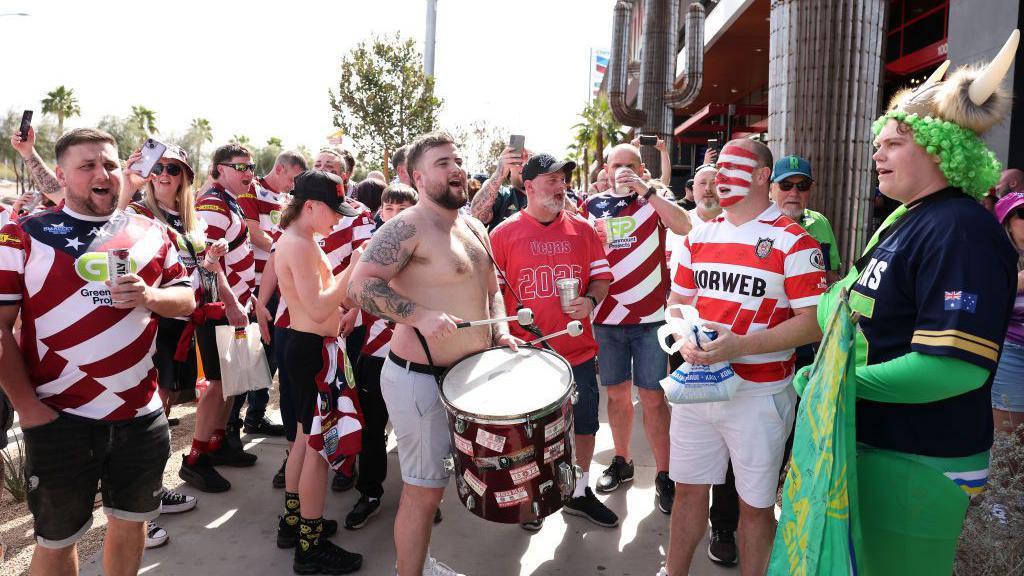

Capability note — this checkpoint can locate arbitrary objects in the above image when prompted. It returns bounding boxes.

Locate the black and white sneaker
[596,456,634,493]
[562,487,619,527]
[344,495,381,530]
[160,487,197,514]
[655,471,674,515]
[707,528,738,566]
[145,521,168,549]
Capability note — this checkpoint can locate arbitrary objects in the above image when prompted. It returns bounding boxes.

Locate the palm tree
[569,95,623,188]
[41,85,81,135]
[231,134,251,146]
[266,136,283,148]
[130,105,159,135]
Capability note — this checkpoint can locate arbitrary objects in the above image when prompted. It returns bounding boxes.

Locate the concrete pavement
[82,393,735,576]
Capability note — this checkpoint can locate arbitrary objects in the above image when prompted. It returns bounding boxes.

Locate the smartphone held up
[129,138,168,178]
[19,110,33,141]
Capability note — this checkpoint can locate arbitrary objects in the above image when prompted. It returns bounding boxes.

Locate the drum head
[442,347,572,418]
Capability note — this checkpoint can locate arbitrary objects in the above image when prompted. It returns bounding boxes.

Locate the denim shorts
[572,358,600,436]
[993,340,1024,411]
[593,322,668,390]
[23,411,170,549]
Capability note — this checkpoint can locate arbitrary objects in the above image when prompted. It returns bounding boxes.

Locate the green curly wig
[872,110,1002,199]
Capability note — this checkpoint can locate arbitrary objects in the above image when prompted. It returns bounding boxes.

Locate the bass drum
[439,346,579,524]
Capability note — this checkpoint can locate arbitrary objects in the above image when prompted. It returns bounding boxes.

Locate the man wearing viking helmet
[793,30,1021,574]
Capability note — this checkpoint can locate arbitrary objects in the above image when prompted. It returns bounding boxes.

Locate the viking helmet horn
[968,29,1019,106]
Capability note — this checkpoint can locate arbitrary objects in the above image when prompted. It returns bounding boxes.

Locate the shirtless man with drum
[348,132,521,576]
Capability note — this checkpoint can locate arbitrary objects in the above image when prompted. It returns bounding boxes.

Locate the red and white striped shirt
[491,210,612,365]
[585,192,668,325]
[360,311,393,358]
[671,204,826,395]
[196,184,256,308]
[237,178,284,285]
[0,208,190,421]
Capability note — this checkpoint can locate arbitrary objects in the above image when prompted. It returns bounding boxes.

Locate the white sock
[573,472,589,498]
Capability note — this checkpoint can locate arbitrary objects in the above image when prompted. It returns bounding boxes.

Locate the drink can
[556,278,579,313]
[106,248,131,282]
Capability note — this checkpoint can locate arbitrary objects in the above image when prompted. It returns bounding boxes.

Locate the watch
[586,294,598,308]
[642,186,655,201]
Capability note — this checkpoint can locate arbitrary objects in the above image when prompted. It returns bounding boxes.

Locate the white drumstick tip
[517,308,534,326]
[567,321,583,337]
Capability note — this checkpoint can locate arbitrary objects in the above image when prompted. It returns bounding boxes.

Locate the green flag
[769,293,860,575]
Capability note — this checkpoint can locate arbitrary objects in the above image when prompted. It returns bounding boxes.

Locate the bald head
[725,138,773,171]
[998,168,1024,196]
[607,143,645,179]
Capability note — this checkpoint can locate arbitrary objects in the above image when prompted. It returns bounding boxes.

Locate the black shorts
[23,411,170,549]
[285,330,327,435]
[195,316,229,381]
[154,317,198,396]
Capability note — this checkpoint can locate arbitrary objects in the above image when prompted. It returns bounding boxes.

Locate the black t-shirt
[850,188,1018,457]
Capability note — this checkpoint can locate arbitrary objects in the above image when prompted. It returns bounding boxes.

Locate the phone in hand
[707,138,719,151]
[130,138,168,178]
[509,134,525,154]
[638,134,658,146]
[19,110,33,141]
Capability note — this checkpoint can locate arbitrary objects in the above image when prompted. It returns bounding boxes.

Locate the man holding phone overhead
[470,134,531,230]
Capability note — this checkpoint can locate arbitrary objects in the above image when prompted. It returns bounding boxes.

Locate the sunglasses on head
[219,162,257,173]
[151,163,182,176]
[778,179,813,192]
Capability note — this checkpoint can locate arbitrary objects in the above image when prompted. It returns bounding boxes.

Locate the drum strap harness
[411,218,553,387]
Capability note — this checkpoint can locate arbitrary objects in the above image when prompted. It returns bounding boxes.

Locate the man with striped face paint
[714,143,761,208]
[662,138,826,576]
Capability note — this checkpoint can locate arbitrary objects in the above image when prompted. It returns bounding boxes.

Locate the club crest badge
[755,237,774,259]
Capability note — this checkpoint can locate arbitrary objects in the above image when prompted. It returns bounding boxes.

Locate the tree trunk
[596,130,605,169]
[767,0,887,273]
[382,148,391,182]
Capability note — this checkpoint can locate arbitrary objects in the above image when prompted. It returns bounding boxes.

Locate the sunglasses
[219,162,257,173]
[778,179,813,192]
[151,163,183,176]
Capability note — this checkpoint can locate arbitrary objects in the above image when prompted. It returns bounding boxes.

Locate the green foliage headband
[872,111,1001,200]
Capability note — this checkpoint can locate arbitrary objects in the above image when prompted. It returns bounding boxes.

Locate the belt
[388,351,447,377]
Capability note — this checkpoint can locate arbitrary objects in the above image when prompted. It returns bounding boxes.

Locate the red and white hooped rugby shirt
[236,177,285,285]
[671,204,826,395]
[0,207,190,421]
[196,183,256,309]
[585,191,669,325]
[360,311,393,359]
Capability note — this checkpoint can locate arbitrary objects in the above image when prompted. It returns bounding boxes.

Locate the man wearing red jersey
[491,153,618,530]
[585,144,691,515]
[661,139,825,576]
[0,128,195,575]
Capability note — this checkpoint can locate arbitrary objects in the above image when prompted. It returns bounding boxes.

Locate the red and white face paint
[715,144,759,207]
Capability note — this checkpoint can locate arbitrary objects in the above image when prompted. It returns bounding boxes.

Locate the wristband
[642,186,655,201]
[586,294,598,308]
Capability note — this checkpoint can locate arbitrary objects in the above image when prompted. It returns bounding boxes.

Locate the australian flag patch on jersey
[944,291,977,313]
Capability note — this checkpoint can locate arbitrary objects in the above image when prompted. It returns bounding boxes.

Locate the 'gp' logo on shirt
[74,252,138,282]
[607,216,638,249]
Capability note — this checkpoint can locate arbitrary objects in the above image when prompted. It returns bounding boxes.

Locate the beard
[425,179,468,210]
[780,204,804,219]
[700,197,720,212]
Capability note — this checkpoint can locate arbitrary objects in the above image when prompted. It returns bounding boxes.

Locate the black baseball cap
[522,153,576,182]
[291,170,359,216]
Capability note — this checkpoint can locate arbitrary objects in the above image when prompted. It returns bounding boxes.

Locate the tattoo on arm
[24,154,61,198]
[356,278,416,324]
[470,178,501,222]
[360,220,416,266]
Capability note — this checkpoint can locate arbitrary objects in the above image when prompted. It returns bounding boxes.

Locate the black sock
[283,492,300,527]
[298,516,323,552]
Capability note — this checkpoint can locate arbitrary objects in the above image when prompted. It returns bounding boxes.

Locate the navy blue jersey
[849,189,1017,457]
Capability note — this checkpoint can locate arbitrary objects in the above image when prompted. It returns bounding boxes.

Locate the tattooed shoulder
[361,218,417,267]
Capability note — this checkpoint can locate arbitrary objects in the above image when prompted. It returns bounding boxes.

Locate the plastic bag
[657,305,742,403]
[215,324,272,399]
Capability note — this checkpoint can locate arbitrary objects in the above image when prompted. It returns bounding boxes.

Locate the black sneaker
[225,422,244,451]
[331,470,354,492]
[434,507,443,524]
[244,415,286,437]
[707,528,738,566]
[596,456,634,493]
[273,454,287,489]
[562,487,619,527]
[160,487,197,513]
[208,442,258,467]
[277,516,339,549]
[293,539,362,575]
[655,471,674,515]
[179,454,231,493]
[344,495,381,530]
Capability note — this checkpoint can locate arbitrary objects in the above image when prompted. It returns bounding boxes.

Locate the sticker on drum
[494,486,530,508]
[453,434,474,456]
[544,417,566,442]
[509,461,541,484]
[475,428,506,452]
[463,469,487,496]
[543,441,565,464]
[475,447,533,470]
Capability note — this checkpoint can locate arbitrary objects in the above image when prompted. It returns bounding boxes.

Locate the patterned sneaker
[145,522,168,549]
[596,456,634,493]
[160,488,197,514]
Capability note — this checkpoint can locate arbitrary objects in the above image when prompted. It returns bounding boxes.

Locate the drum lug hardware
[524,422,533,439]
[441,453,455,473]
[540,480,553,495]
[570,390,579,405]
[532,502,540,517]
[455,418,466,434]
[558,462,576,497]
[466,495,475,510]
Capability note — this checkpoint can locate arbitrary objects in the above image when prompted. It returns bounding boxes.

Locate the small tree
[568,95,623,188]
[97,114,147,160]
[329,33,443,179]
[452,121,508,175]
[41,85,81,135]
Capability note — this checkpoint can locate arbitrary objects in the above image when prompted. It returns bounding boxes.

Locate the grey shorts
[380,357,452,488]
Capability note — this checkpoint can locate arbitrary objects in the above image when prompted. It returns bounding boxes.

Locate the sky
[0,0,614,168]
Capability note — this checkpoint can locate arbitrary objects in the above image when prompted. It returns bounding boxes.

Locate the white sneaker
[423,556,466,576]
[655,569,669,576]
[145,521,168,549]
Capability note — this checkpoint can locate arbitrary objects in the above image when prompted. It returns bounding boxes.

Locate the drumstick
[527,321,584,345]
[455,307,534,329]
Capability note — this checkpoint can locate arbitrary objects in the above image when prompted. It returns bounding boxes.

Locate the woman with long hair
[992,192,1024,439]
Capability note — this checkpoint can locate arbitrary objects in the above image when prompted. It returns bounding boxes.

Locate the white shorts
[669,387,796,508]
